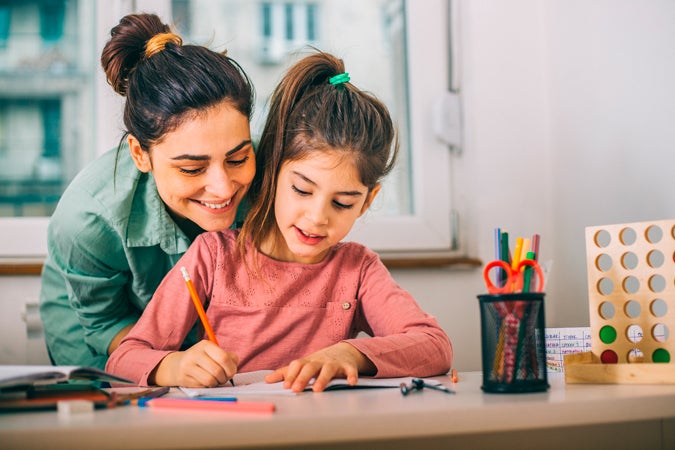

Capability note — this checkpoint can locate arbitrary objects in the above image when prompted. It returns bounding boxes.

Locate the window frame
[0,0,456,260]
[345,0,454,253]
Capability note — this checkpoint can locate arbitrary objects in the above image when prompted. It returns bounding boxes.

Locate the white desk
[2,372,674,450]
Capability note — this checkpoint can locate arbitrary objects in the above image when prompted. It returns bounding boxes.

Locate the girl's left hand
[264,342,376,392]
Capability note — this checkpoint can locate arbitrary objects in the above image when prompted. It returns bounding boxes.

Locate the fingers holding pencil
[148,266,239,388]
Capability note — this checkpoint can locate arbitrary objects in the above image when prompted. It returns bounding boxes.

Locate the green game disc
[599,325,617,344]
[652,348,670,363]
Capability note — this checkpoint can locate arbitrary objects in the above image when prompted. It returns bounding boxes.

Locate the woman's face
[129,102,255,232]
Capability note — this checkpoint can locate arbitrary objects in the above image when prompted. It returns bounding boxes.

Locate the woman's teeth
[200,199,231,209]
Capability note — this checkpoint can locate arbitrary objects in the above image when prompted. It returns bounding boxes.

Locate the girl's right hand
[150,340,239,387]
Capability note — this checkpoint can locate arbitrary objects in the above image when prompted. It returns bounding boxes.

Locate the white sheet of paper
[180,370,442,397]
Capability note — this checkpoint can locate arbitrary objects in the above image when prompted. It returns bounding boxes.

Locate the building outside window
[0,0,455,257]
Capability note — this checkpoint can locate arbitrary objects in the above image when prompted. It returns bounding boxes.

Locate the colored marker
[145,397,275,413]
[499,230,510,287]
[133,386,170,406]
[520,238,531,266]
[450,368,458,383]
[522,251,536,293]
[494,228,501,261]
[511,237,523,271]
[531,234,540,261]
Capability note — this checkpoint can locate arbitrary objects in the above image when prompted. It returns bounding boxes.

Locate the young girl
[107,52,452,392]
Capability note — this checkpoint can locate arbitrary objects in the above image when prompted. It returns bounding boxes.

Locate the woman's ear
[128,135,152,173]
[359,184,382,216]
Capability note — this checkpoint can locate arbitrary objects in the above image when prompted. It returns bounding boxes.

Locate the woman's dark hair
[101,13,254,151]
[240,51,398,255]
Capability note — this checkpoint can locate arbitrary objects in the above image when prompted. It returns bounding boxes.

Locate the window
[0,0,456,259]
[258,2,319,64]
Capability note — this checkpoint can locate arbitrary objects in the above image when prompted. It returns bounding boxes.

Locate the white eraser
[57,400,94,419]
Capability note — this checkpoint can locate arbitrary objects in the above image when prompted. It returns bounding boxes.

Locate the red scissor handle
[483,259,544,294]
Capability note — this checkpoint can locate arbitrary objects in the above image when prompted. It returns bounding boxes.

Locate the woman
[39,13,256,369]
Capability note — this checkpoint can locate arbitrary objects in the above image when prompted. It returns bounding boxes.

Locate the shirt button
[342,302,351,310]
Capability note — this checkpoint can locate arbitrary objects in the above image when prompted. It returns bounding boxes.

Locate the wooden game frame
[565,219,675,384]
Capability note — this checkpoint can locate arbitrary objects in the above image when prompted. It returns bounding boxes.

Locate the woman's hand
[264,342,376,393]
[150,340,239,387]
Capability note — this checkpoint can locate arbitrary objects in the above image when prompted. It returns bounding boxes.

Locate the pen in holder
[478,292,549,393]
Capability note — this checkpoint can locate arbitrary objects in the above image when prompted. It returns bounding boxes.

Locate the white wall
[545,0,675,327]
[390,0,675,371]
[0,277,49,364]
[1,0,673,370]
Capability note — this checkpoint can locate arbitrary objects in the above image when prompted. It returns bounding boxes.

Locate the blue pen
[138,396,237,407]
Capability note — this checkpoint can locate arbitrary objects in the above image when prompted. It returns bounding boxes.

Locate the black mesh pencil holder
[478,293,549,393]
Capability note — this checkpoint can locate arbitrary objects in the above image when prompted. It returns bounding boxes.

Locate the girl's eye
[292,185,310,196]
[333,200,354,210]
[179,167,205,175]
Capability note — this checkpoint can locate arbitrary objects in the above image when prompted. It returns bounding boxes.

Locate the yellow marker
[494,324,506,381]
[511,237,523,271]
[519,238,531,268]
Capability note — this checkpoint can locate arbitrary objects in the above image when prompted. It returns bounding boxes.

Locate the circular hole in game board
[597,277,614,295]
[599,301,615,319]
[600,349,618,364]
[627,348,645,363]
[619,227,636,246]
[599,325,617,344]
[620,252,638,270]
[622,276,640,294]
[652,348,670,363]
[645,225,663,244]
[624,300,641,318]
[626,324,643,343]
[647,250,665,268]
[594,230,611,248]
[648,274,666,293]
[652,323,669,343]
[595,253,612,272]
[650,298,668,317]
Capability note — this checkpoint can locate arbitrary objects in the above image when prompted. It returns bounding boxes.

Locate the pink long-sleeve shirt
[106,230,452,385]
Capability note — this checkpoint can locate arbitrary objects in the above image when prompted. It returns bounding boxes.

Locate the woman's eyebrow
[171,140,252,161]
[292,170,364,197]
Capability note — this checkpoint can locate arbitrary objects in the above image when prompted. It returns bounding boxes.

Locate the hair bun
[145,32,183,59]
[101,14,172,96]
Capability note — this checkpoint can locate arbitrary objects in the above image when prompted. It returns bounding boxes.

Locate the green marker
[521,251,535,293]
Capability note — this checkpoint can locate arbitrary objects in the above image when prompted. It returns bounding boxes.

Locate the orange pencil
[180,266,219,346]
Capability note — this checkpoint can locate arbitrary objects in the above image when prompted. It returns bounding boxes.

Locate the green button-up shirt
[40,147,193,369]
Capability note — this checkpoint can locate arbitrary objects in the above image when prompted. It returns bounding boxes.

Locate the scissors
[482,259,545,294]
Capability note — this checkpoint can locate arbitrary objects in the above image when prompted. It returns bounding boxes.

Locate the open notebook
[0,365,133,390]
[181,370,443,397]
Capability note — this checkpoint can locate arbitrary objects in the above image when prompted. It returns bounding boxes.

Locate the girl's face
[263,150,380,264]
[129,102,255,233]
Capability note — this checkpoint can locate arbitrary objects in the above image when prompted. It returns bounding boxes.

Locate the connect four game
[565,219,674,384]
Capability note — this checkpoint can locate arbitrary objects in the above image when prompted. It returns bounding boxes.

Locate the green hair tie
[329,73,350,85]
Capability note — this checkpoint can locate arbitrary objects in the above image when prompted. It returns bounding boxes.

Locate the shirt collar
[126,172,192,255]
